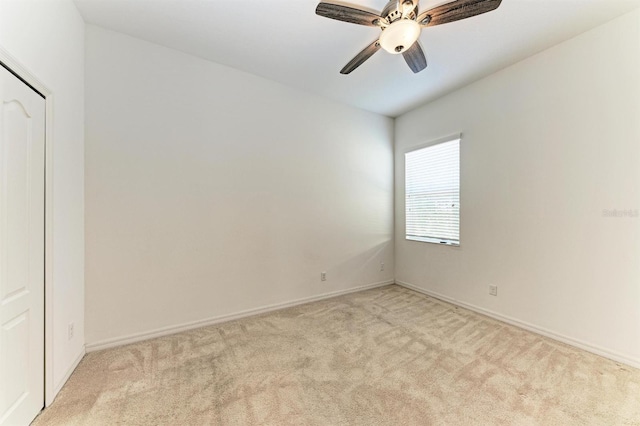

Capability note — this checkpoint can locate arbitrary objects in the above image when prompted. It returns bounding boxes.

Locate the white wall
[395,10,640,366]
[0,0,85,401]
[84,26,394,347]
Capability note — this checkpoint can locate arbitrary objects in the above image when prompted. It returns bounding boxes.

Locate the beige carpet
[33,285,640,425]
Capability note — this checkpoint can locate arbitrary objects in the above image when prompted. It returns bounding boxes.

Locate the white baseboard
[86,280,394,353]
[48,347,85,406]
[396,280,640,370]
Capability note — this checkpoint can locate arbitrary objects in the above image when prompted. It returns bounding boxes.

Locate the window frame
[404,134,461,247]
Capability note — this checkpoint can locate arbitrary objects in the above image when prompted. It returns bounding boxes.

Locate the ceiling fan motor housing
[382,0,418,22]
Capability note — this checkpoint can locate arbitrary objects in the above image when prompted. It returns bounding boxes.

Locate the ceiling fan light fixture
[379,19,421,54]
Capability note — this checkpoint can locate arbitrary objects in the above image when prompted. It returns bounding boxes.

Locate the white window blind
[405,137,460,245]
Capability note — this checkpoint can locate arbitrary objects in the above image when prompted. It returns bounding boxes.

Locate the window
[405,136,460,246]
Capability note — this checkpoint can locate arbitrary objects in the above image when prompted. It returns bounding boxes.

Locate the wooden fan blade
[417,0,501,27]
[340,39,381,74]
[402,41,427,73]
[316,2,382,26]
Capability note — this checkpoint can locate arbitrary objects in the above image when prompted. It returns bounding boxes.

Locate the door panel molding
[0,46,56,407]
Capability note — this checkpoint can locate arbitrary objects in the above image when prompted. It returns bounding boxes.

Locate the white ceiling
[74,0,640,117]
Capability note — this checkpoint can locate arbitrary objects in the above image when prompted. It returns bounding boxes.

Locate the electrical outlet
[321,271,326,281]
[380,262,385,272]
[489,285,498,296]
[68,322,75,340]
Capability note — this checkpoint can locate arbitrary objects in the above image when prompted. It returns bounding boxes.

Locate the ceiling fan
[315,0,502,74]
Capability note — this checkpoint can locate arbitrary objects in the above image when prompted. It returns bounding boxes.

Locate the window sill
[406,236,459,247]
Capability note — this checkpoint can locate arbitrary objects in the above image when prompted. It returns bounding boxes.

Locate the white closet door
[0,65,45,426]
